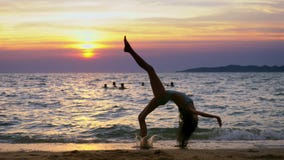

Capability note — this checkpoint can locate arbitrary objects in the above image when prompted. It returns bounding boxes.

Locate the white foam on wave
[213,128,284,141]
[135,135,158,149]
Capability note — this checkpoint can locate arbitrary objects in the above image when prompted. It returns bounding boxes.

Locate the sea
[0,73,283,150]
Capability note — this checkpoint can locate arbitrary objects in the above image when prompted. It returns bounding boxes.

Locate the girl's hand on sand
[216,116,222,127]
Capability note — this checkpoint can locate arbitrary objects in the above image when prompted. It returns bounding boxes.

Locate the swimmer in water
[113,82,117,88]
[124,36,222,148]
[119,83,126,90]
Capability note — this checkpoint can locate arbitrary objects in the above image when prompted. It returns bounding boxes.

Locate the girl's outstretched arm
[190,108,222,127]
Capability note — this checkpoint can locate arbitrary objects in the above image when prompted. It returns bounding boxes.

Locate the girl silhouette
[124,36,222,148]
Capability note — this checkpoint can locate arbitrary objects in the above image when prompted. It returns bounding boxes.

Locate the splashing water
[135,135,158,149]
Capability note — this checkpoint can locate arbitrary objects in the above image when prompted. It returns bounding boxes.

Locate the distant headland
[179,65,284,72]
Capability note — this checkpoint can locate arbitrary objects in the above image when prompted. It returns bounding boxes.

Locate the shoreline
[0,149,283,160]
[0,141,283,160]
[1,140,283,152]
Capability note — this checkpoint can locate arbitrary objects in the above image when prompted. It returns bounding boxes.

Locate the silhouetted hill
[179,65,284,72]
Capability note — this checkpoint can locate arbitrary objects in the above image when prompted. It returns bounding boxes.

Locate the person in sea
[123,36,222,148]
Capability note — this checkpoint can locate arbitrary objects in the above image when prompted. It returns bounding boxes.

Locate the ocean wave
[92,106,128,119]
[27,76,47,83]
[204,128,284,141]
[88,79,102,86]
[27,101,61,108]
[259,97,276,102]
[1,127,283,144]
[202,105,227,110]
[86,125,136,140]
[0,133,104,143]
[274,92,284,96]
[4,94,17,98]
[0,121,19,126]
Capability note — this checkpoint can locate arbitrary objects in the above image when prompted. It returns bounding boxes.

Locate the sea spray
[135,135,158,149]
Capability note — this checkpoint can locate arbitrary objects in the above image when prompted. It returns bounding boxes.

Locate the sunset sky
[0,0,283,72]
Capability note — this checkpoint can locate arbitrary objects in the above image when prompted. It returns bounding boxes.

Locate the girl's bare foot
[124,36,134,53]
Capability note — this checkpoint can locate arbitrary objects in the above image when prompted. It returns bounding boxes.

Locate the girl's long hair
[177,104,198,148]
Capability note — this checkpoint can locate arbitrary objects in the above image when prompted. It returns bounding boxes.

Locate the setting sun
[80,44,95,59]
[68,31,106,59]
[82,50,95,59]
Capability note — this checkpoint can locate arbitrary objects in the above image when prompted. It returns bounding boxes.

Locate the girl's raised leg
[124,36,166,97]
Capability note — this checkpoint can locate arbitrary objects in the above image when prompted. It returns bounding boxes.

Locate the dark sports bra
[156,90,193,106]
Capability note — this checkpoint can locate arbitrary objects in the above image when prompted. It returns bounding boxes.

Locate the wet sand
[0,148,283,160]
[1,141,283,160]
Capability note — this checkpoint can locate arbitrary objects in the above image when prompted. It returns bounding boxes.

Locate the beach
[0,148,283,160]
[1,141,284,160]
